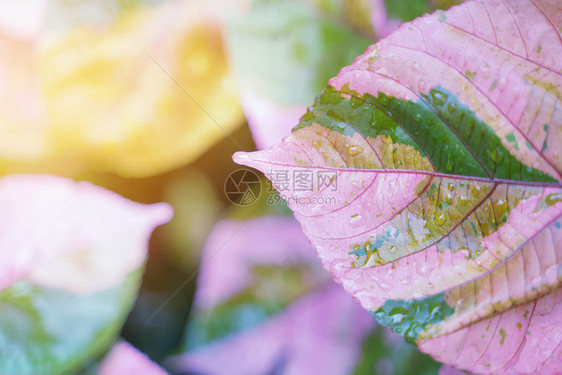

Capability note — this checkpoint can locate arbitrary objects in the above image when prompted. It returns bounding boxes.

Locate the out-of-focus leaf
[166,216,440,374]
[0,174,172,374]
[120,256,196,362]
[311,0,376,37]
[0,0,245,178]
[352,325,441,375]
[165,217,373,374]
[382,0,463,23]
[39,0,243,177]
[98,341,169,375]
[0,175,172,293]
[227,0,372,105]
[371,0,463,38]
[226,0,372,149]
[226,176,294,219]
[240,92,309,150]
[43,0,168,33]
[430,0,465,12]
[234,0,562,373]
[383,0,430,22]
[0,272,140,375]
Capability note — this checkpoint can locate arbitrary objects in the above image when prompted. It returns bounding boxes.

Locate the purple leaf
[166,216,376,375]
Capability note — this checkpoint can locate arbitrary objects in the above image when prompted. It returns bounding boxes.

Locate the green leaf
[384,0,429,22]
[227,0,372,105]
[0,270,142,375]
[352,326,440,375]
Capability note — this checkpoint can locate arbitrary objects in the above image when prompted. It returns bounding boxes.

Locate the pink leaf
[0,174,173,294]
[166,216,375,375]
[99,341,169,375]
[234,0,562,373]
[370,0,401,38]
[172,285,372,375]
[421,289,562,374]
[192,216,328,309]
[241,92,308,150]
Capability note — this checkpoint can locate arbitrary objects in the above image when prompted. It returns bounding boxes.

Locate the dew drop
[447,102,457,113]
[496,149,505,164]
[311,204,323,215]
[349,214,363,228]
[350,177,362,188]
[348,145,364,156]
[391,313,406,324]
[435,214,446,226]
[429,306,442,320]
[431,91,447,106]
[445,158,454,172]
[350,214,363,223]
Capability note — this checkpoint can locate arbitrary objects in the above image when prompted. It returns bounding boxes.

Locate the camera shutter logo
[224,169,262,206]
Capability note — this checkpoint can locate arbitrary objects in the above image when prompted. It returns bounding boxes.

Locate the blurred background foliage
[1,0,462,373]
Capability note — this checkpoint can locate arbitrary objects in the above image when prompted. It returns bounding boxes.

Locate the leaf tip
[145,202,174,227]
[233,151,259,169]
[232,151,250,162]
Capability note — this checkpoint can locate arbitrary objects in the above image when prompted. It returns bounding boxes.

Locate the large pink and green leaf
[234,0,562,373]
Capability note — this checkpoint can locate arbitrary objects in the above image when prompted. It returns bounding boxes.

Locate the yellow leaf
[39,2,243,177]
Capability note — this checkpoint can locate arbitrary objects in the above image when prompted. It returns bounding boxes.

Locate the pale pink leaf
[98,341,169,375]
[0,174,173,294]
[170,286,372,375]
[241,92,308,150]
[192,216,328,309]
[166,216,376,375]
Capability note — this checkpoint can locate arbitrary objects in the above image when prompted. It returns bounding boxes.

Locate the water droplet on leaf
[348,145,364,156]
[431,91,447,106]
